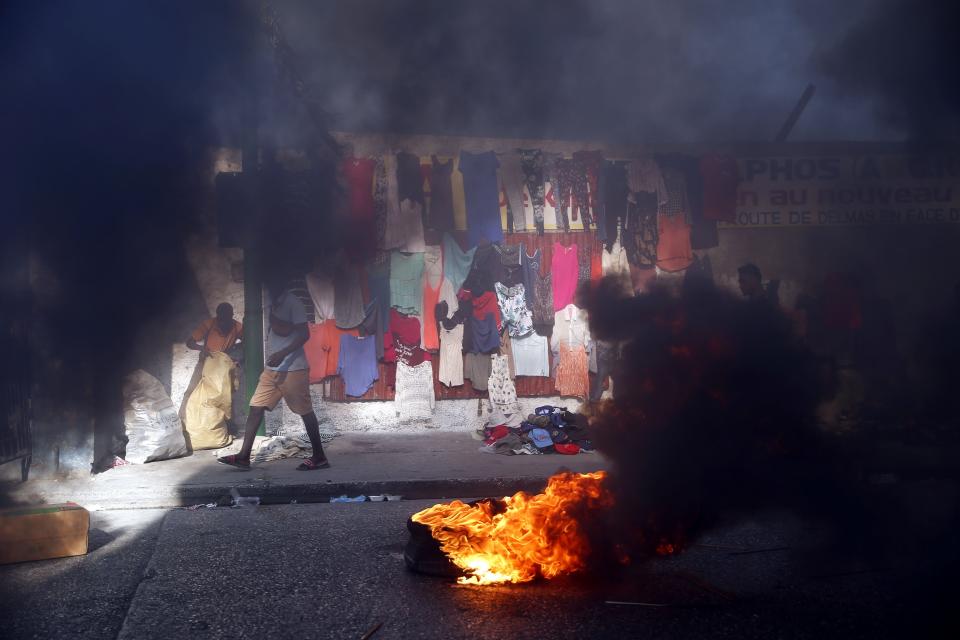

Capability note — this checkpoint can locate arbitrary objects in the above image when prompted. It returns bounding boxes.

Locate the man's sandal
[296,458,330,471]
[217,454,251,470]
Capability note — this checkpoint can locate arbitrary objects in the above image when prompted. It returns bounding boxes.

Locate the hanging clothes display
[624,193,659,268]
[551,304,591,399]
[383,153,425,252]
[459,150,503,247]
[556,344,589,398]
[511,332,549,377]
[386,308,427,366]
[334,266,366,330]
[464,243,504,294]
[573,150,603,229]
[519,148,546,235]
[437,279,459,320]
[468,290,502,331]
[577,241,592,286]
[390,251,425,317]
[397,151,426,207]
[552,157,587,231]
[366,258,391,336]
[305,271,335,323]
[442,232,476,293]
[471,313,500,354]
[499,152,527,233]
[496,243,523,284]
[304,320,358,383]
[532,272,555,336]
[551,242,579,311]
[372,156,388,251]
[521,246,541,311]
[428,155,455,231]
[395,360,435,422]
[700,154,739,222]
[438,323,464,387]
[601,161,629,247]
[421,245,443,351]
[495,282,533,337]
[342,157,377,260]
[499,326,516,379]
[464,352,492,391]
[656,214,694,272]
[626,157,668,207]
[488,354,521,415]
[337,334,379,397]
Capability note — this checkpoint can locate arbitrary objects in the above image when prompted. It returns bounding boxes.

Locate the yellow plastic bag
[183,352,234,451]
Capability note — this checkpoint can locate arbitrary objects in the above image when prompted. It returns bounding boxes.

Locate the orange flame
[411,471,613,585]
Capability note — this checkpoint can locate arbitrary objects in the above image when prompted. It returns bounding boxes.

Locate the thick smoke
[583,276,874,558]
[276,0,895,142]
[816,0,960,143]
[1,1,257,470]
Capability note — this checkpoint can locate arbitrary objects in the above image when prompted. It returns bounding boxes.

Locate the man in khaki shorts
[218,276,330,471]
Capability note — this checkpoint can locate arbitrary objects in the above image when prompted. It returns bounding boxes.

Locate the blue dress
[459,151,503,248]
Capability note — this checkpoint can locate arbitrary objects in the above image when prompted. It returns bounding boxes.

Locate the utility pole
[775,84,816,142]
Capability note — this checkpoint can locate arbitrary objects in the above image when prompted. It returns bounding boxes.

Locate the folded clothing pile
[477,404,595,455]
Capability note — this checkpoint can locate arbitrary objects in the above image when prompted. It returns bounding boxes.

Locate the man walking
[218,275,330,471]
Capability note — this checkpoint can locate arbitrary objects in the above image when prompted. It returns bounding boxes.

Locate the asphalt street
[2,498,954,639]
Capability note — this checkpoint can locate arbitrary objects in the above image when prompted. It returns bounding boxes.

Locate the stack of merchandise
[476,405,594,455]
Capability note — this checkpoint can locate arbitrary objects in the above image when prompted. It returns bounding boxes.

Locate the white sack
[123,370,189,463]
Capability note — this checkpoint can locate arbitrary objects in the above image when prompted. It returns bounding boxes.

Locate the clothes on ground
[488,354,520,414]
[266,290,309,372]
[512,332,550,377]
[438,323,464,386]
[464,352,492,391]
[249,368,313,414]
[459,150,503,247]
[390,251,425,316]
[476,404,593,456]
[495,282,533,337]
[395,360,435,422]
[305,272,336,323]
[191,318,242,354]
[336,334,379,397]
[551,242,579,311]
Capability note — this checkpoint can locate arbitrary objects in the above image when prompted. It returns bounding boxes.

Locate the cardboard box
[0,502,89,565]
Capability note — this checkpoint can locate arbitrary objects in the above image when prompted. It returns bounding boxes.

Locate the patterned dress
[495,282,533,338]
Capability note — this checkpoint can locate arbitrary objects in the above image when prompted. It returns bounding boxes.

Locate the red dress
[343,157,376,260]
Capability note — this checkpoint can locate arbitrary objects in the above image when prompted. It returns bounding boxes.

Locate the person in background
[217,274,330,471]
[737,263,766,302]
[187,302,243,357]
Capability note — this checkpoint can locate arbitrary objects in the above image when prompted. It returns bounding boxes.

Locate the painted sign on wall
[721,154,960,228]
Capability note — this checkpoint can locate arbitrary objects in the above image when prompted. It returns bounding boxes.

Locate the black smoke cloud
[275,0,907,142]
[1,1,257,469]
[815,0,960,144]
[583,276,873,557]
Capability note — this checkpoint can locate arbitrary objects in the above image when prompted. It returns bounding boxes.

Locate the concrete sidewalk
[6,432,608,510]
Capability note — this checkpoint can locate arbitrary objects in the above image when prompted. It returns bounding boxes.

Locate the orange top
[191,318,242,353]
[422,279,442,351]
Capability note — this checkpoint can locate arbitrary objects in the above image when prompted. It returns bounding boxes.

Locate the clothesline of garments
[299,231,633,412]
[339,149,741,265]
